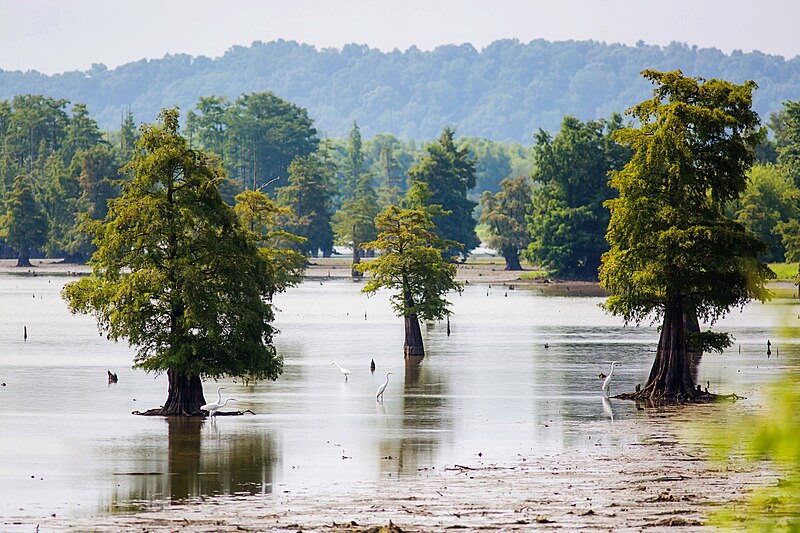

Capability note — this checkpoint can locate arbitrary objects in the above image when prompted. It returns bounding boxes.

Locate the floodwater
[0,274,797,520]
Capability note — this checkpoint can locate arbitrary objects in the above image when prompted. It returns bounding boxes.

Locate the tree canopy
[407,128,479,260]
[525,115,629,279]
[187,91,319,195]
[5,39,800,142]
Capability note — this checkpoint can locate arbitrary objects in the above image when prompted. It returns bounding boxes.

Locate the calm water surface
[0,274,797,518]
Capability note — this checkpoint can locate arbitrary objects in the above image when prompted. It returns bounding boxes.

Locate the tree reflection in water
[377,355,452,477]
[107,417,279,512]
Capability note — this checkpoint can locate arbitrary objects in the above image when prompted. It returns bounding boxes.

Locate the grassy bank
[768,262,798,282]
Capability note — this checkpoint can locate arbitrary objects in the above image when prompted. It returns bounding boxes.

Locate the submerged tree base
[614,389,744,406]
[132,408,251,417]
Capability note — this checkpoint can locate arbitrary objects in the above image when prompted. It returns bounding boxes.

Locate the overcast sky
[1,0,797,74]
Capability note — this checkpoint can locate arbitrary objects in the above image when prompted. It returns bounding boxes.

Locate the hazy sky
[1,0,797,74]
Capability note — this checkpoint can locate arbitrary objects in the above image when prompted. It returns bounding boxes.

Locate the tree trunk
[403,313,425,356]
[351,242,363,278]
[503,251,522,271]
[159,369,207,416]
[16,245,31,267]
[685,308,702,384]
[402,287,424,356]
[636,295,697,401]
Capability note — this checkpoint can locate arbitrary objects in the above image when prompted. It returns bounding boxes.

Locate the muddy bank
[12,404,774,532]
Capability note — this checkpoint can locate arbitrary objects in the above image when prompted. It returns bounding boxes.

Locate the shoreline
[2,258,795,297]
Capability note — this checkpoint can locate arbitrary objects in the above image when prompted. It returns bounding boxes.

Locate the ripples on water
[0,274,797,518]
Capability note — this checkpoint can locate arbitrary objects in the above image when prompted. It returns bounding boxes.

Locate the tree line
[3,89,800,282]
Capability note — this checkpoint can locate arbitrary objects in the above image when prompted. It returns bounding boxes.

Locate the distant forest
[2,39,799,141]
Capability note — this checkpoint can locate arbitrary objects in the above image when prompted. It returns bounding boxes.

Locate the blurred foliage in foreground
[713,378,800,530]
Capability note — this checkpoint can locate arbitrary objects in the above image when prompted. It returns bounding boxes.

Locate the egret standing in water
[331,362,351,381]
[201,387,236,417]
[376,372,393,402]
[601,361,620,396]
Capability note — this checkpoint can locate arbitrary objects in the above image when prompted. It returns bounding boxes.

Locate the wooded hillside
[2,39,798,140]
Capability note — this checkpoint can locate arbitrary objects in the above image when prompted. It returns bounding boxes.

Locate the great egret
[601,361,620,396]
[332,362,351,381]
[201,387,236,417]
[376,372,393,402]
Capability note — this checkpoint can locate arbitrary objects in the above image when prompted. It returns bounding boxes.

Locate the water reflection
[107,418,279,512]
[378,356,450,476]
[601,395,614,421]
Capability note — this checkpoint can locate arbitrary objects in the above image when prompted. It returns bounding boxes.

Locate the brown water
[0,274,797,520]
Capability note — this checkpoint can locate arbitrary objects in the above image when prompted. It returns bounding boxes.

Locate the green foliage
[0,95,132,261]
[459,137,514,195]
[525,115,629,279]
[734,164,800,262]
[332,122,379,261]
[712,379,800,529]
[188,91,319,195]
[766,262,798,281]
[233,189,306,296]
[119,109,138,162]
[62,103,103,159]
[773,100,800,186]
[1,173,48,257]
[4,95,70,170]
[62,109,283,382]
[407,127,479,259]
[332,176,379,254]
[277,152,334,257]
[358,205,462,321]
[479,176,533,268]
[600,70,774,326]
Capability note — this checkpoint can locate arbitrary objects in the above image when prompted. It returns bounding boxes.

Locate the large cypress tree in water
[600,70,773,402]
[62,109,285,415]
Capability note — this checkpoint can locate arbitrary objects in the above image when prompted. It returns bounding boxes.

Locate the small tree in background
[2,174,48,266]
[358,204,462,356]
[479,176,533,270]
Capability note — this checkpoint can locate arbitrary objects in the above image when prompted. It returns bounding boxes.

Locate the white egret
[331,362,351,381]
[601,361,620,396]
[376,372,393,402]
[201,387,236,416]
